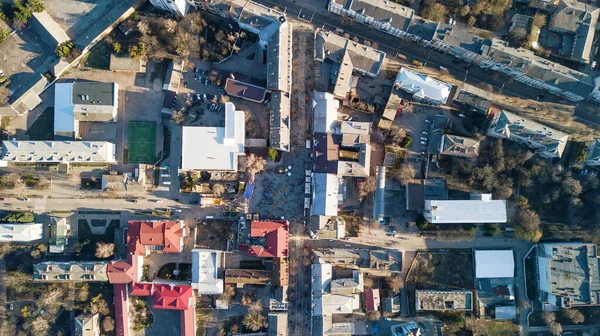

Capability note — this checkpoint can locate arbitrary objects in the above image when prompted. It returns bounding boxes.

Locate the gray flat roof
[72,82,115,106]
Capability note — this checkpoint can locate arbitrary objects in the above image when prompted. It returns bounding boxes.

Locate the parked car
[458,113,465,118]
[420,141,426,145]
[150,200,163,203]
[196,94,201,100]
[126,199,138,203]
[204,79,209,85]
[592,61,598,70]
[386,233,397,237]
[422,131,428,135]
[424,119,431,123]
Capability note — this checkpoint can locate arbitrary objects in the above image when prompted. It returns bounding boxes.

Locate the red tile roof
[127,220,186,255]
[152,284,194,310]
[241,220,289,258]
[181,307,196,336]
[365,289,381,311]
[113,284,130,336]
[130,282,153,296]
[107,255,139,284]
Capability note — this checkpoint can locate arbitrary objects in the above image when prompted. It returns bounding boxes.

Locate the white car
[424,119,431,123]
[150,200,163,203]
[592,61,598,70]
[458,113,465,118]
[420,141,426,145]
[420,137,427,141]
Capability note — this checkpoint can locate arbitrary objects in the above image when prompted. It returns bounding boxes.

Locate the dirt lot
[196,219,235,250]
[407,250,474,290]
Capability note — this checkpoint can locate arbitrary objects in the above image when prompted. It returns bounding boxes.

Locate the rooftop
[181,102,245,171]
[30,11,70,48]
[548,0,598,62]
[489,110,569,158]
[406,178,448,211]
[312,92,340,134]
[0,223,43,242]
[270,91,291,152]
[266,19,292,93]
[127,220,186,255]
[225,269,272,285]
[239,220,289,258]
[224,78,266,103]
[74,313,100,336]
[33,261,108,282]
[475,250,515,278]
[436,135,481,158]
[380,87,403,129]
[192,249,224,294]
[365,289,381,311]
[395,68,451,104]
[311,173,340,216]
[453,84,494,114]
[49,217,69,253]
[331,0,415,31]
[537,242,600,307]
[415,290,473,311]
[424,194,507,224]
[2,141,117,163]
[151,284,194,310]
[586,139,600,164]
[315,29,386,76]
[268,313,288,336]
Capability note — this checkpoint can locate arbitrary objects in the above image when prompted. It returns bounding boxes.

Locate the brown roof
[225,269,273,285]
[224,78,266,102]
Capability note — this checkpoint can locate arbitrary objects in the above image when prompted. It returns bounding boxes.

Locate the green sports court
[128,121,156,164]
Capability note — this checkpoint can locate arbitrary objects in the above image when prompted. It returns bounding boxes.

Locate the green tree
[0,28,9,45]
[267,147,278,161]
[129,43,147,59]
[26,0,45,12]
[416,215,429,230]
[113,42,121,53]
[484,224,501,236]
[0,9,8,23]
[2,211,35,223]
[13,0,32,23]
[514,208,542,242]
[55,41,73,58]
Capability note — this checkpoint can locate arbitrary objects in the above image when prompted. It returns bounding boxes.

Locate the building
[373,166,386,224]
[495,305,517,319]
[110,55,146,72]
[191,249,224,294]
[74,313,100,336]
[432,134,481,158]
[585,139,600,166]
[379,88,403,130]
[149,0,188,16]
[405,179,448,211]
[330,271,364,295]
[33,261,109,282]
[54,81,119,139]
[394,68,451,105]
[365,289,381,311]
[312,92,340,133]
[475,250,515,279]
[1,141,117,164]
[101,173,145,193]
[314,29,386,99]
[313,249,402,273]
[392,322,421,336]
[328,0,415,36]
[0,223,43,242]
[311,173,341,217]
[488,110,569,159]
[268,313,288,336]
[415,290,473,311]
[452,84,494,115]
[509,14,539,50]
[126,220,187,256]
[181,102,245,171]
[226,269,272,286]
[270,91,291,152]
[49,217,70,253]
[424,194,507,224]
[224,78,266,103]
[238,220,289,258]
[547,0,598,64]
[536,243,600,309]
[29,11,70,49]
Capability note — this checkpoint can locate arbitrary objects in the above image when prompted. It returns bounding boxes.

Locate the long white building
[0,223,44,242]
[424,194,507,224]
[394,68,451,106]
[1,141,117,163]
[149,0,188,16]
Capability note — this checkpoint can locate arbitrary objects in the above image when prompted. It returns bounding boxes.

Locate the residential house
[585,139,600,166]
[224,78,266,103]
[379,88,403,130]
[432,134,481,158]
[328,0,415,37]
[536,242,600,310]
[394,68,451,106]
[392,322,421,336]
[0,223,43,242]
[488,110,569,158]
[312,92,340,134]
[311,173,342,217]
[365,289,381,311]
[415,290,473,311]
[54,81,119,140]
[33,261,109,282]
[74,313,100,336]
[313,249,402,273]
[49,217,70,253]
[424,194,507,224]
[509,14,540,50]
[181,102,245,171]
[452,84,494,115]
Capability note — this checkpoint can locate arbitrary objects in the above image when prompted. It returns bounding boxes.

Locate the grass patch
[483,321,520,335]
[26,107,54,140]
[85,41,111,70]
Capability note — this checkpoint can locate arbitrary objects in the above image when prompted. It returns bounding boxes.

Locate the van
[160,174,170,178]
[162,181,171,185]
[205,216,214,219]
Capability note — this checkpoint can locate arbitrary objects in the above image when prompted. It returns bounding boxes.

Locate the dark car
[126,199,138,203]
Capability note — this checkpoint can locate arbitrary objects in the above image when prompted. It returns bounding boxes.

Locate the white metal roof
[311,173,340,216]
[54,82,76,133]
[1,141,116,163]
[191,249,224,294]
[0,223,43,242]
[475,250,515,278]
[312,92,340,133]
[424,198,507,224]
[395,68,451,104]
[181,104,245,171]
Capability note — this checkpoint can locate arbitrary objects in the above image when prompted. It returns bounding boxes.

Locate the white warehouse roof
[475,250,515,278]
[424,194,507,224]
[0,223,44,242]
[1,141,117,163]
[395,68,451,104]
[191,249,224,294]
[181,102,245,171]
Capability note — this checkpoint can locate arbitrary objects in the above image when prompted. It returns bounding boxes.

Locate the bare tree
[246,154,266,177]
[95,242,115,259]
[542,311,556,325]
[77,283,90,302]
[1,173,24,189]
[389,165,414,185]
[90,294,110,316]
[212,183,226,196]
[247,299,263,313]
[0,87,9,105]
[366,311,381,321]
[171,110,185,124]
[548,322,562,336]
[357,176,377,202]
[31,316,50,334]
[219,95,230,104]
[242,311,267,331]
[163,19,177,33]
[561,309,585,324]
[102,317,115,332]
[137,21,150,35]
[386,276,403,294]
